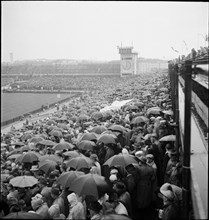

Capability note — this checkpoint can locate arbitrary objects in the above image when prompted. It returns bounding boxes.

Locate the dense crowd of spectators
[1,72,183,220]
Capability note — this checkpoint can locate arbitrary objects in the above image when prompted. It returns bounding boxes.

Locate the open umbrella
[63,151,81,160]
[7,148,22,156]
[77,140,96,151]
[66,156,93,170]
[78,114,89,122]
[38,140,56,146]
[97,134,116,145]
[39,154,63,163]
[53,142,74,151]
[91,112,103,121]
[134,102,144,108]
[101,214,132,220]
[7,154,22,160]
[108,124,125,133]
[147,107,162,116]
[130,116,149,124]
[29,136,44,144]
[103,153,138,167]
[159,135,176,142]
[56,171,84,189]
[15,152,39,163]
[50,130,63,138]
[79,133,98,142]
[38,160,57,174]
[69,173,110,198]
[90,126,107,134]
[3,211,42,219]
[9,175,38,188]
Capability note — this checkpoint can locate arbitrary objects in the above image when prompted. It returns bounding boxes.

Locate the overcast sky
[2,1,208,62]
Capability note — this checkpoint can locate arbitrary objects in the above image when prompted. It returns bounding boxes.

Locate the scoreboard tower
[118,46,138,77]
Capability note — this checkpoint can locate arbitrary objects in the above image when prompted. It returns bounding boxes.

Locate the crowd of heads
[1,73,183,220]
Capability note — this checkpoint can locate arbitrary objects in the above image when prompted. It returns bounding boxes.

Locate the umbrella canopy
[79,133,98,142]
[159,135,176,142]
[3,211,42,219]
[38,160,57,174]
[147,107,162,116]
[7,154,22,160]
[53,142,74,151]
[50,130,63,138]
[9,175,38,188]
[101,214,132,220]
[69,173,110,198]
[63,151,81,160]
[56,171,84,189]
[7,149,22,156]
[91,112,103,121]
[103,153,138,167]
[38,140,56,146]
[97,134,116,145]
[66,156,93,170]
[108,124,125,133]
[29,136,44,144]
[130,116,149,124]
[15,152,39,163]
[77,140,96,151]
[90,126,107,134]
[134,102,144,108]
[39,154,63,163]
[77,114,90,122]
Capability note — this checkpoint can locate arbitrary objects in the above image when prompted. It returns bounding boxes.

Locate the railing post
[182,60,192,220]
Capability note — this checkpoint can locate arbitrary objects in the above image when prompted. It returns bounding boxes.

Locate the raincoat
[67,193,85,220]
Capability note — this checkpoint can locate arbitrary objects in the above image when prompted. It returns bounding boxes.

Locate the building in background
[118,46,138,77]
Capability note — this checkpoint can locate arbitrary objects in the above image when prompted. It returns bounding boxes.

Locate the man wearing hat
[134,155,156,218]
[158,183,182,220]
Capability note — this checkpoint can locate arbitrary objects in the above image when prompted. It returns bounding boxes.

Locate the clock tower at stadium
[118,46,138,77]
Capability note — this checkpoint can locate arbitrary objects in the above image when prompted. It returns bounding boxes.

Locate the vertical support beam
[182,60,192,220]
[174,64,180,152]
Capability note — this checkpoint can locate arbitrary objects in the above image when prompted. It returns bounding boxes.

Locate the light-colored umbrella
[9,175,38,188]
[159,135,176,142]
[53,142,74,151]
